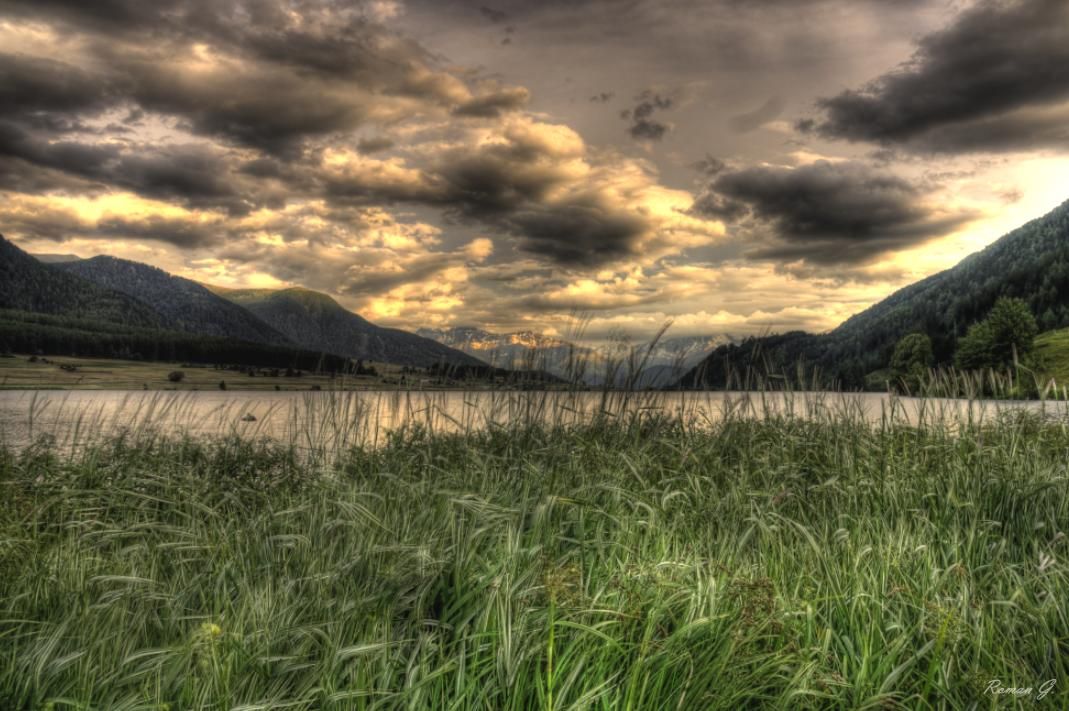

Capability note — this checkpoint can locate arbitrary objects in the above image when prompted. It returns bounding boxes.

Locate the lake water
[1,389,1066,456]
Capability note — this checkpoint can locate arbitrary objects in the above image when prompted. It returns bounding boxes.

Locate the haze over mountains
[419,327,736,386]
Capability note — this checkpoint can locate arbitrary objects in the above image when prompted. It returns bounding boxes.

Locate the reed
[1,388,1067,709]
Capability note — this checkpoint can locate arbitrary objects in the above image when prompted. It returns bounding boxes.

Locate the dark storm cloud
[92,216,222,248]
[0,120,256,210]
[428,147,651,266]
[0,53,112,126]
[453,87,531,118]
[0,204,222,248]
[503,197,650,266]
[695,161,975,265]
[110,147,243,209]
[808,0,1069,153]
[0,122,118,178]
[691,154,727,177]
[324,126,656,268]
[357,136,395,154]
[622,91,673,142]
[0,0,468,157]
[689,191,748,222]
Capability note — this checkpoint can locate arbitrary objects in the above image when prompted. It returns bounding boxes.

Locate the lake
[1,389,1065,456]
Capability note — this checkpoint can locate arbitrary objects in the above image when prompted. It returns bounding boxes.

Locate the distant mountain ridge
[55,256,291,346]
[0,235,162,328]
[416,326,593,373]
[0,235,354,370]
[682,198,1069,389]
[2,235,485,370]
[214,287,484,368]
[418,326,736,384]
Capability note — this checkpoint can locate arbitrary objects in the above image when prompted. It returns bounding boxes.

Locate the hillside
[0,235,163,328]
[214,287,484,368]
[1033,328,1069,390]
[55,256,290,346]
[0,309,353,372]
[682,198,1069,389]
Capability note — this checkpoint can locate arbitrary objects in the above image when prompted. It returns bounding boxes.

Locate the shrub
[955,297,1038,370]
[890,333,933,390]
[167,370,185,383]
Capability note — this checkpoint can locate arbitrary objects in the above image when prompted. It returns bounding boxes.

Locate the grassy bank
[0,354,534,391]
[1,407,1068,708]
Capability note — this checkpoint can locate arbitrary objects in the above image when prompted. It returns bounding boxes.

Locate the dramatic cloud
[808,0,1069,152]
[695,161,976,265]
[453,87,531,118]
[0,0,1057,343]
[320,116,717,267]
[622,91,673,142]
[0,0,474,158]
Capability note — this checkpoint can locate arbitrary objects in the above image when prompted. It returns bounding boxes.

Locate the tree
[167,370,185,383]
[986,297,1038,363]
[890,333,933,390]
[955,322,995,370]
[954,297,1038,370]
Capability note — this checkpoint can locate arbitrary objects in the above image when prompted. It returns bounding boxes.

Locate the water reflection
[1,389,1066,457]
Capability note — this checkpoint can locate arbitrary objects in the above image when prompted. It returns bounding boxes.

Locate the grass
[1034,328,1069,390]
[1,396,1068,709]
[0,354,456,391]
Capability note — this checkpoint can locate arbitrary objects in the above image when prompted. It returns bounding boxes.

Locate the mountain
[682,198,1069,389]
[642,335,738,369]
[213,287,484,368]
[418,327,736,385]
[55,256,290,346]
[416,326,594,375]
[0,235,162,328]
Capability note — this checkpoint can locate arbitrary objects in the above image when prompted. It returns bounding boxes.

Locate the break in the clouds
[0,0,1063,341]
[808,0,1069,153]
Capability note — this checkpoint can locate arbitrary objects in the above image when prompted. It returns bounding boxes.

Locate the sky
[1,0,1067,343]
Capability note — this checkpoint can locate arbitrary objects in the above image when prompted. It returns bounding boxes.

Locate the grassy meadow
[1,392,1067,710]
[0,354,425,391]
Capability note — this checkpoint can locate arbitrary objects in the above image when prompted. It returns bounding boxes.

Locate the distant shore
[0,353,583,391]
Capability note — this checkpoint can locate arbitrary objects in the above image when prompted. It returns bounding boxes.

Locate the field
[1034,328,1069,390]
[0,354,432,391]
[1,399,1067,709]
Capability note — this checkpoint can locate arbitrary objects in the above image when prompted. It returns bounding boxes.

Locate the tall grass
[1,392,1068,709]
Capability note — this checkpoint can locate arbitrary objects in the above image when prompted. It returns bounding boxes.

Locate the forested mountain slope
[683,199,1069,388]
[0,235,162,328]
[56,256,290,346]
[215,287,485,368]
